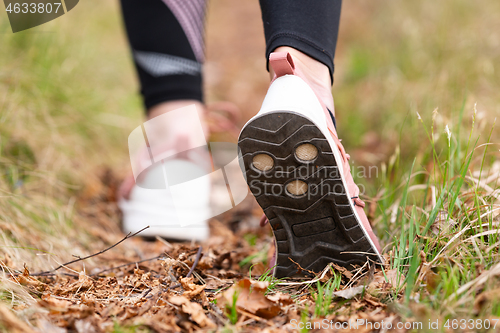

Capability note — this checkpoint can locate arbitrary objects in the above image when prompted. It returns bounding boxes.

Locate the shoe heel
[269,52,295,78]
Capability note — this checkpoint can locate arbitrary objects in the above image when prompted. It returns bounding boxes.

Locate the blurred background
[0,0,499,288]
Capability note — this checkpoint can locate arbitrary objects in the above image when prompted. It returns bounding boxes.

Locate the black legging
[120,0,342,111]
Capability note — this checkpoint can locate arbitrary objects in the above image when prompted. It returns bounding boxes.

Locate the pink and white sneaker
[238,52,383,278]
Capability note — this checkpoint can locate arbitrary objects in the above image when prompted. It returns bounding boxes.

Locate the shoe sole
[238,111,381,278]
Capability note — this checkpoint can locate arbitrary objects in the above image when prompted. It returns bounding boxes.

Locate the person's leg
[239,0,382,277]
[119,0,212,241]
[259,0,342,112]
[120,0,207,119]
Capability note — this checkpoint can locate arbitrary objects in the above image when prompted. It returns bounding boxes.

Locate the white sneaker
[119,159,211,241]
[119,105,212,241]
[119,103,243,242]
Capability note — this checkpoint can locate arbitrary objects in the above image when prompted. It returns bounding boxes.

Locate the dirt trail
[11,171,399,332]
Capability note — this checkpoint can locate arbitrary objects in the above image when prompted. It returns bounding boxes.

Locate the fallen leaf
[204,278,230,290]
[179,277,206,299]
[39,295,71,312]
[60,273,94,295]
[331,263,353,279]
[218,279,285,319]
[419,265,439,292]
[368,269,404,291]
[266,292,293,306]
[14,265,44,287]
[333,286,365,299]
[168,296,215,328]
[363,293,385,307]
[474,288,500,313]
[16,274,44,287]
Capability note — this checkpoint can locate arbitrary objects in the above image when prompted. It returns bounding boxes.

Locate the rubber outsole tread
[238,111,380,278]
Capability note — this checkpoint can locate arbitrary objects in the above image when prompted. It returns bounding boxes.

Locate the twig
[186,246,203,278]
[275,263,334,286]
[165,246,203,290]
[141,287,153,298]
[31,226,150,276]
[288,257,316,276]
[6,269,78,278]
[155,236,173,249]
[208,302,228,326]
[90,255,164,276]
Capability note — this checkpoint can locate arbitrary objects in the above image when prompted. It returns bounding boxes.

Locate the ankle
[271,47,334,113]
[148,100,204,120]
[272,47,331,85]
[146,100,209,148]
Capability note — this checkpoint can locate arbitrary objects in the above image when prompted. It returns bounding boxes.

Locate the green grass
[315,103,500,329]
[226,289,240,325]
[299,307,310,333]
[312,273,342,318]
[254,266,285,295]
[239,242,269,268]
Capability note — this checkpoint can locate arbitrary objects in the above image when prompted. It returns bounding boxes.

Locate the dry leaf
[17,274,44,287]
[218,279,285,319]
[368,269,404,291]
[333,286,365,299]
[364,294,385,307]
[60,273,94,295]
[14,265,44,287]
[420,266,439,292]
[205,278,231,290]
[179,277,206,299]
[39,295,71,312]
[331,263,353,279]
[266,292,293,306]
[474,288,500,312]
[168,296,215,328]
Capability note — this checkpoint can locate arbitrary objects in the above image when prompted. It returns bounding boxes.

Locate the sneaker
[119,157,212,241]
[119,103,240,242]
[238,52,383,278]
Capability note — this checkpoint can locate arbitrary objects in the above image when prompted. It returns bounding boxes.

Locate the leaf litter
[0,171,412,332]
[2,227,408,331]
